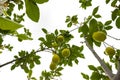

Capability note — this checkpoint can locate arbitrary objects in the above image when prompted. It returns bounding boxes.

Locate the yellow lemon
[92,31,106,42]
[52,54,60,64]
[57,35,64,42]
[62,48,70,58]
[49,62,57,70]
[105,47,115,56]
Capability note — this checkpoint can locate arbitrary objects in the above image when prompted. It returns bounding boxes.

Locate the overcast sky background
[0,0,119,80]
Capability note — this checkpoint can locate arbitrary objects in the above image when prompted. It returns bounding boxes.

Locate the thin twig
[107,35,120,40]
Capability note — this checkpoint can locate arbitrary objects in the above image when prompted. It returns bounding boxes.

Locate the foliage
[0,0,120,80]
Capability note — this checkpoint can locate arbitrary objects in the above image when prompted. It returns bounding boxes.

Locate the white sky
[0,0,118,80]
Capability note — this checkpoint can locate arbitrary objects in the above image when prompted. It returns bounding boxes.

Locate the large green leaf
[116,17,120,29]
[0,16,23,31]
[89,18,98,34]
[92,6,99,15]
[25,0,40,22]
[34,0,48,4]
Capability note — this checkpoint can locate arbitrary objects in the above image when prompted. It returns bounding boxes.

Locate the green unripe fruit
[49,62,57,70]
[62,48,70,58]
[52,42,58,48]
[52,54,60,64]
[92,31,106,42]
[57,35,64,42]
[105,47,115,56]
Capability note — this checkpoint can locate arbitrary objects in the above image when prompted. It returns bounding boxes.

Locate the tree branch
[84,36,114,80]
[113,58,120,80]
[0,49,45,68]
[0,59,16,67]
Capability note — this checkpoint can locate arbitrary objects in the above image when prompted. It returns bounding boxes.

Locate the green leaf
[34,59,40,64]
[67,22,72,27]
[74,59,79,64]
[86,35,93,47]
[11,64,16,70]
[56,67,63,71]
[116,17,120,29]
[111,0,117,7]
[106,0,110,4]
[89,18,98,34]
[104,20,112,25]
[31,77,37,80]
[88,65,98,71]
[71,15,78,23]
[90,72,101,80]
[0,16,23,31]
[55,29,58,35]
[81,24,89,35]
[94,14,101,18]
[65,16,70,23]
[0,35,3,45]
[38,37,45,42]
[81,72,89,79]
[94,41,101,47]
[21,65,29,73]
[30,62,35,69]
[28,70,32,78]
[25,0,40,22]
[42,28,48,34]
[105,26,113,30]
[112,9,118,21]
[17,34,33,40]
[34,0,48,4]
[92,6,99,15]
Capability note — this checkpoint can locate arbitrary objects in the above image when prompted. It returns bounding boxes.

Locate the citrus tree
[0,0,120,80]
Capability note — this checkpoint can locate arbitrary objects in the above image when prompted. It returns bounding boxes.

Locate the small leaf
[90,72,101,80]
[74,59,79,64]
[56,67,63,71]
[17,34,32,40]
[88,65,98,71]
[28,70,32,78]
[0,35,3,45]
[71,15,78,23]
[55,29,58,35]
[111,0,117,7]
[67,22,72,27]
[116,17,120,29]
[81,24,89,35]
[81,72,89,79]
[65,16,70,23]
[38,37,45,42]
[34,0,48,4]
[11,64,16,70]
[25,0,40,22]
[34,59,40,64]
[92,6,99,15]
[105,26,113,30]
[30,62,35,69]
[0,16,23,31]
[42,28,48,34]
[104,20,112,25]
[106,0,110,4]
[112,9,118,21]
[94,14,101,18]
